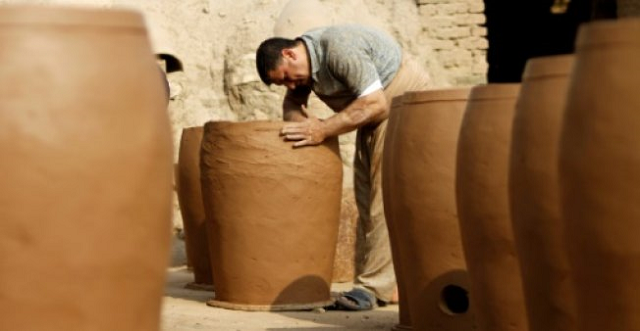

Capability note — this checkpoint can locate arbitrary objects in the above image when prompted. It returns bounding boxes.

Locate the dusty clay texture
[455,84,529,331]
[510,54,577,331]
[0,6,174,331]
[559,18,640,331]
[200,121,343,311]
[387,88,476,331]
[176,126,214,289]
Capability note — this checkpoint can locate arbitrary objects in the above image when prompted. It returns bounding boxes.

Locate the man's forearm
[321,90,388,137]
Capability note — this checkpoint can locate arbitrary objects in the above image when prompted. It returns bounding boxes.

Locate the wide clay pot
[382,95,412,331]
[559,18,640,331]
[390,88,476,331]
[455,83,528,331]
[509,54,577,331]
[176,126,214,291]
[200,120,342,311]
[0,6,173,331]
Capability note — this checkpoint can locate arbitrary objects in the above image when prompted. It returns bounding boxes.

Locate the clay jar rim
[203,120,285,135]
[182,126,204,134]
[390,95,404,109]
[0,5,145,30]
[523,54,575,80]
[468,83,521,101]
[576,17,640,49]
[402,87,472,105]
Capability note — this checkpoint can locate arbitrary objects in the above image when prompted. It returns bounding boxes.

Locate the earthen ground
[162,267,399,330]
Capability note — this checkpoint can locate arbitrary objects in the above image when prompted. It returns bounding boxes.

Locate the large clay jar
[382,95,412,331]
[455,84,528,331]
[391,88,476,331]
[176,126,214,290]
[509,55,577,331]
[200,120,342,311]
[559,18,640,331]
[0,6,173,331]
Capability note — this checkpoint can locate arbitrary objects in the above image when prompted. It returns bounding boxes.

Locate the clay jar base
[206,299,334,312]
[185,282,215,292]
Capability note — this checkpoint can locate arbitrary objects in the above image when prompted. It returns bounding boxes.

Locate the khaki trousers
[353,54,431,302]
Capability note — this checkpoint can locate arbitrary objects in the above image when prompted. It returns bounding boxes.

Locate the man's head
[256,37,311,90]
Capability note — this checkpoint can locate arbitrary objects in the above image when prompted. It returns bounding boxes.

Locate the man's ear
[282,48,296,61]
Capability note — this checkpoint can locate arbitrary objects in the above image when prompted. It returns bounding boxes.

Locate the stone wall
[417,0,487,86]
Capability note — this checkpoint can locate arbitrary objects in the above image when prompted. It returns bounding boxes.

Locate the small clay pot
[509,54,577,331]
[559,18,640,331]
[455,83,528,331]
[0,6,173,331]
[383,95,413,331]
[200,120,342,311]
[390,88,476,331]
[176,126,214,290]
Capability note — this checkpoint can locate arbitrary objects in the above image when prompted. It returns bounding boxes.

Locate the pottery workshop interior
[1,0,639,330]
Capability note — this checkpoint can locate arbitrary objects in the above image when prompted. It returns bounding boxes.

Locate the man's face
[267,50,310,90]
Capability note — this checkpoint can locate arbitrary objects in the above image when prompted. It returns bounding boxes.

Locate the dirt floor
[161,267,399,331]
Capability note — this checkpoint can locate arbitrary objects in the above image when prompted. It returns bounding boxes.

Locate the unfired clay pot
[455,83,528,331]
[559,18,640,331]
[390,88,476,331]
[176,126,214,290]
[382,96,412,331]
[200,120,342,311]
[273,0,331,38]
[0,6,173,331]
[509,55,577,331]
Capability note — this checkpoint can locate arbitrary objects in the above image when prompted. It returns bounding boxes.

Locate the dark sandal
[334,288,376,311]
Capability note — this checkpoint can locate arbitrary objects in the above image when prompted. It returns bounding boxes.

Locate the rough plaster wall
[0,0,487,266]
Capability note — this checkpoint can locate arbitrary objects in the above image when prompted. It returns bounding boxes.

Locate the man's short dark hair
[255,37,299,85]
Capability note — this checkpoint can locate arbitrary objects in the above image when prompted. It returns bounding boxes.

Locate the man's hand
[281,113,326,147]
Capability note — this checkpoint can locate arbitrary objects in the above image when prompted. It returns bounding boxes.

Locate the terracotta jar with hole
[385,88,476,331]
[382,95,412,331]
[176,126,214,291]
[0,6,173,331]
[509,54,577,331]
[455,83,528,331]
[559,18,640,331]
[200,120,342,311]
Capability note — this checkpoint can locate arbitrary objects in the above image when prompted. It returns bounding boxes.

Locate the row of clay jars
[511,17,640,331]
[199,121,343,311]
[383,88,476,331]
[0,6,174,331]
[480,16,640,331]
